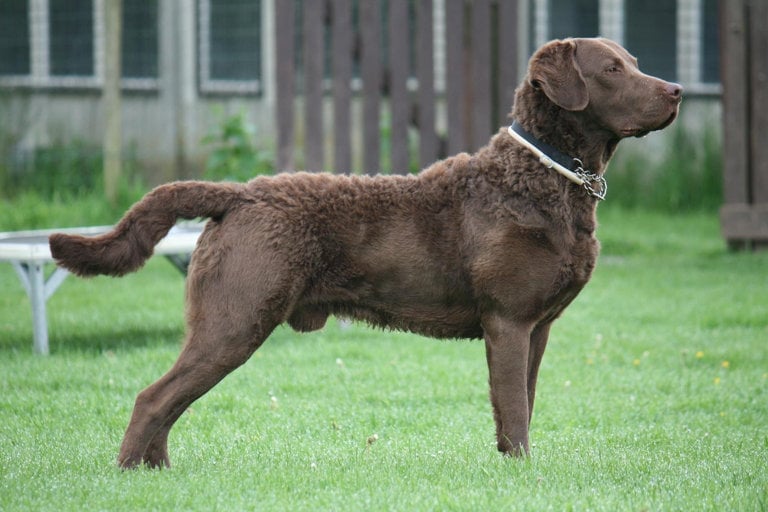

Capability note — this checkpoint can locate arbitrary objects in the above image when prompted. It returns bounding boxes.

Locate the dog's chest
[542,238,597,322]
[467,216,598,322]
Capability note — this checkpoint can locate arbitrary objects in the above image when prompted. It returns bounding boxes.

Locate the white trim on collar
[507,124,607,200]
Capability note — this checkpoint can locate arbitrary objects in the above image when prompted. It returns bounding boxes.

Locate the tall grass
[607,125,722,211]
[0,140,146,230]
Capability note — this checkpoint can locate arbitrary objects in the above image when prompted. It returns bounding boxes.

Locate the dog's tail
[49,180,245,277]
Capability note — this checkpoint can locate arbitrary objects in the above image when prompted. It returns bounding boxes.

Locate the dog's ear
[528,39,588,111]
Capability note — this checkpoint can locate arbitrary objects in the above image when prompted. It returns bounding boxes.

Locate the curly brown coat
[49,38,681,469]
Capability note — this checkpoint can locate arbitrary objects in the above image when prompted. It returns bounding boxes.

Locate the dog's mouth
[652,109,679,133]
[622,108,679,139]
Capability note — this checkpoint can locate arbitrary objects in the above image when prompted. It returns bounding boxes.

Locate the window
[549,0,599,39]
[529,0,720,94]
[701,0,719,84]
[199,0,262,93]
[0,0,30,76]
[123,0,159,80]
[0,0,159,89]
[49,0,94,77]
[624,1,677,81]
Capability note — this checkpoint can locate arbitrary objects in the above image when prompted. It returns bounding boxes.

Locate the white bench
[0,224,203,355]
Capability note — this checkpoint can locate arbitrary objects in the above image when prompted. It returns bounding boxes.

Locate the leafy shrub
[201,111,274,182]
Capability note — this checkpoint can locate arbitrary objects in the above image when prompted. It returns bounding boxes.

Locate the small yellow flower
[714,377,721,385]
[586,358,594,365]
[633,359,641,366]
[721,361,730,369]
[695,351,704,359]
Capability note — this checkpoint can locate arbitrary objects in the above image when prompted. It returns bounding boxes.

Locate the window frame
[529,0,721,96]
[198,0,264,96]
[0,0,159,91]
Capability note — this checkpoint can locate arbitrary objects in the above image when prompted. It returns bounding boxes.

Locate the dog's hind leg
[117,321,274,469]
[117,215,311,469]
[117,247,306,469]
[136,333,252,470]
[117,302,282,469]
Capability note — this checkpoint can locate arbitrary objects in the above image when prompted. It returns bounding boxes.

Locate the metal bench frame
[0,224,202,354]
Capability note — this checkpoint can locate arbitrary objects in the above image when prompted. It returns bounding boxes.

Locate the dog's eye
[605,65,621,74]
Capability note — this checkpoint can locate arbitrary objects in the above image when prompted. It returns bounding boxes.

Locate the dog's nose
[665,82,683,100]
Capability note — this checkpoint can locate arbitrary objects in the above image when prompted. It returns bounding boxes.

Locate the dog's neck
[511,83,620,174]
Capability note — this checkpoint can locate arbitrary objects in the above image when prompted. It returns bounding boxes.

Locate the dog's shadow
[1,325,185,355]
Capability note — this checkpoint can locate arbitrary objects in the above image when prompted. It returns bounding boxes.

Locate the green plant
[1,140,101,198]
[201,111,274,182]
[0,138,147,230]
[0,138,145,206]
[608,125,723,212]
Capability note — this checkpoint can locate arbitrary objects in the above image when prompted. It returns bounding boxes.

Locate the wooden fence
[720,0,768,248]
[274,0,519,174]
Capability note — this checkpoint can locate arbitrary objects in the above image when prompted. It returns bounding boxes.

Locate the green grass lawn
[1,208,766,511]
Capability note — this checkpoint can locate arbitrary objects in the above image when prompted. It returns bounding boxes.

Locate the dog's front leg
[527,321,552,423]
[482,313,533,456]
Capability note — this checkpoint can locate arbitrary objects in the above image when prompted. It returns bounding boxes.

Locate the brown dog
[50,38,681,469]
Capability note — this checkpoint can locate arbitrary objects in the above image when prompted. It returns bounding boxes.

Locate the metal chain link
[573,159,607,200]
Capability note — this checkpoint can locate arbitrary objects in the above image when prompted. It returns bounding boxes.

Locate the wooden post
[416,0,437,169]
[497,0,519,124]
[332,0,352,173]
[470,0,491,150]
[749,0,768,204]
[303,0,324,171]
[103,0,122,204]
[275,0,295,172]
[388,0,409,174]
[719,0,768,248]
[445,0,466,155]
[360,0,381,175]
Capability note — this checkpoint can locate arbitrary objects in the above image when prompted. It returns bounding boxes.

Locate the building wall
[0,0,721,182]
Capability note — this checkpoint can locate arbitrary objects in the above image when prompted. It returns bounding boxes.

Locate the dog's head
[527,37,682,138]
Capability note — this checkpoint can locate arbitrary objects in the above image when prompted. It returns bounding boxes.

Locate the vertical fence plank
[496,0,518,125]
[471,0,491,149]
[275,0,515,174]
[417,0,436,167]
[275,0,295,171]
[388,0,409,174]
[360,0,381,174]
[332,0,352,173]
[720,0,749,204]
[303,0,324,171]
[445,0,466,154]
[749,1,768,203]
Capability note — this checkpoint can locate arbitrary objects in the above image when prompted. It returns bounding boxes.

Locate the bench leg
[12,262,70,355]
[164,254,192,275]
[29,263,49,355]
